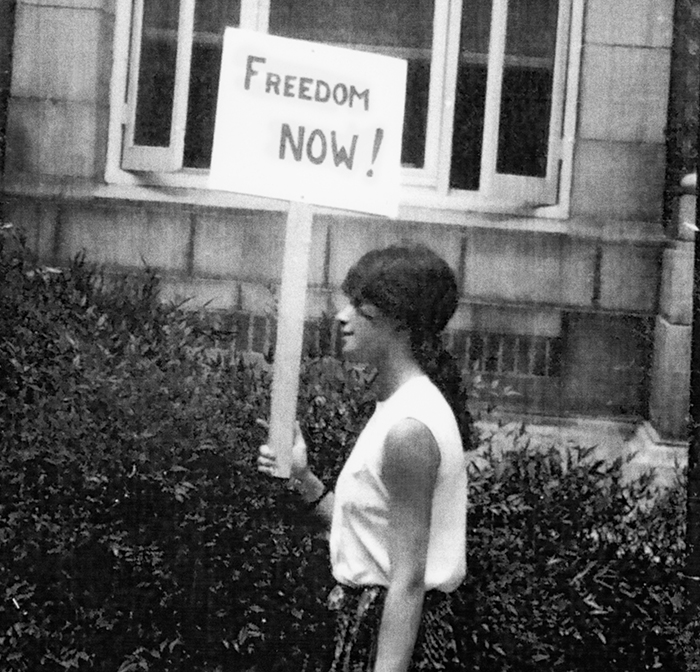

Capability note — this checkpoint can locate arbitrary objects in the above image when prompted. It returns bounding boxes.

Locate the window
[116,0,575,209]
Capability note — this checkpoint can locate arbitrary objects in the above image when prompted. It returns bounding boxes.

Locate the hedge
[0,225,694,671]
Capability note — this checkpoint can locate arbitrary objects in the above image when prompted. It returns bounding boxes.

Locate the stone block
[3,199,64,262]
[36,202,61,262]
[96,11,115,96]
[579,45,670,144]
[93,101,112,178]
[193,211,290,283]
[12,2,103,101]
[462,229,596,306]
[6,98,101,178]
[599,243,661,313]
[658,242,694,325]
[5,200,39,253]
[561,313,651,417]
[325,217,463,288]
[649,316,692,440]
[571,140,665,221]
[560,237,598,306]
[60,205,190,272]
[584,0,674,48]
[675,193,697,242]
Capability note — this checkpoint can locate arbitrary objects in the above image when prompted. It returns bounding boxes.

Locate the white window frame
[121,0,195,172]
[106,0,584,219]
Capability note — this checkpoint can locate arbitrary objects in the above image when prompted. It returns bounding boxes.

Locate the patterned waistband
[327,583,451,612]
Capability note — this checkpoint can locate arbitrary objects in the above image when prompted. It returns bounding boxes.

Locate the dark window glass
[133,0,179,147]
[184,0,241,167]
[496,0,558,177]
[449,0,492,190]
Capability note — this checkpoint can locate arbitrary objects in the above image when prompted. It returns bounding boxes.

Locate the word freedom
[244,55,370,111]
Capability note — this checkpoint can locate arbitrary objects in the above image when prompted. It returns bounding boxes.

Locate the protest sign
[209,29,407,217]
[209,30,406,476]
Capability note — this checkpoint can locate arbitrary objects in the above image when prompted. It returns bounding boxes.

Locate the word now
[245,56,370,111]
[279,124,359,169]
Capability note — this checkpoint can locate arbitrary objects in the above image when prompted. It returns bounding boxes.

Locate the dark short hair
[341,244,458,340]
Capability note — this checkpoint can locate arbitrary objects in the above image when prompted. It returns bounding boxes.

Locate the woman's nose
[336,304,351,323]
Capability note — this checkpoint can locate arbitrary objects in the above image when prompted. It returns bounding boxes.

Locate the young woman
[258,244,470,672]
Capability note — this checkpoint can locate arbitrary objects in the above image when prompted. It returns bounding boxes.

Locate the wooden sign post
[266,201,313,477]
[209,29,407,477]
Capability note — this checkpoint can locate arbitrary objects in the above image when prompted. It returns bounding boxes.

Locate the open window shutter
[122,0,195,172]
[480,0,571,206]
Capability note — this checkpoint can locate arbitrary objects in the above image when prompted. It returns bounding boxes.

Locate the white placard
[209,29,407,218]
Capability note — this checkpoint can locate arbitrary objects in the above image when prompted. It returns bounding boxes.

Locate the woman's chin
[339,345,365,363]
[340,348,358,362]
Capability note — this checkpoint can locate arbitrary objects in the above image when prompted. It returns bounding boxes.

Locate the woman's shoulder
[393,375,451,413]
[388,376,463,452]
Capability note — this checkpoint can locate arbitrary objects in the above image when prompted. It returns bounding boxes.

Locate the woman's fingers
[259,444,275,458]
[255,420,273,475]
[257,425,308,478]
[257,444,277,474]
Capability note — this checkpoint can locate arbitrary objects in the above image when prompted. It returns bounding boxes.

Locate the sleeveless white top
[329,375,467,592]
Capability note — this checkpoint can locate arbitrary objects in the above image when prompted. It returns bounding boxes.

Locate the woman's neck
[373,353,424,401]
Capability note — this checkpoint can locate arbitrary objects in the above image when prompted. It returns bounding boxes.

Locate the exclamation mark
[366,128,384,177]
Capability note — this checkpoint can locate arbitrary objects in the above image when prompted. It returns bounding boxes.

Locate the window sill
[1,173,667,246]
[103,164,575,218]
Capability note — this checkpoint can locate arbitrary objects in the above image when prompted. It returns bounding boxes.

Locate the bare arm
[373,419,439,672]
[290,468,334,524]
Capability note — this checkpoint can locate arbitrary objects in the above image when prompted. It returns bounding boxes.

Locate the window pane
[183,0,240,167]
[133,0,179,147]
[268,0,434,169]
[496,0,558,177]
[449,0,492,190]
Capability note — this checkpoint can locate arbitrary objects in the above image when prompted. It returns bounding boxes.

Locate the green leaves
[0,227,333,671]
[462,432,688,672]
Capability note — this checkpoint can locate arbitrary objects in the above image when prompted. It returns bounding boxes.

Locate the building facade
[0,0,694,440]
